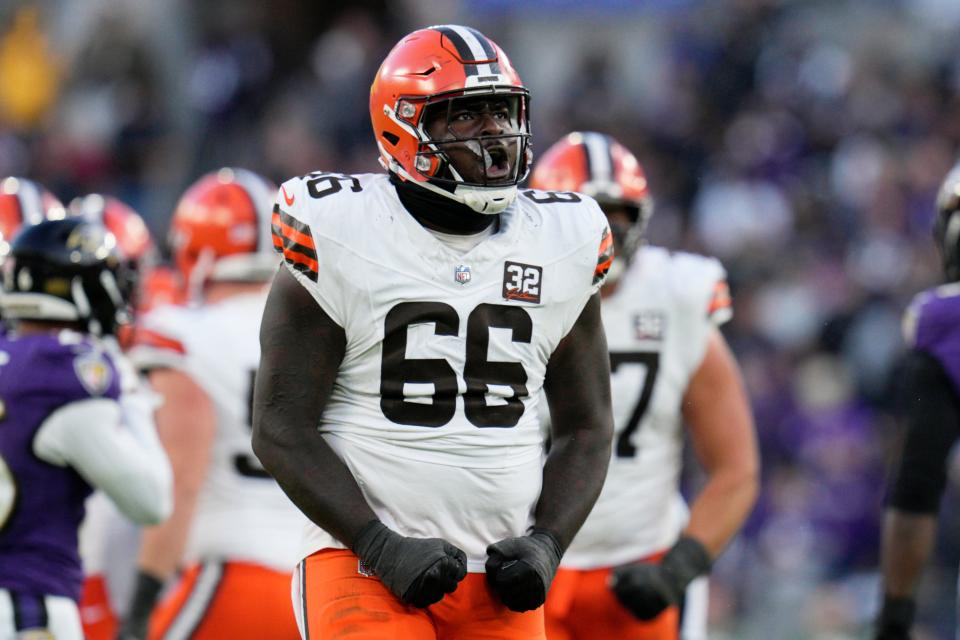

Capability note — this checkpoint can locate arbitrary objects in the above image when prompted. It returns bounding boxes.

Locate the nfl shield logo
[454,265,472,285]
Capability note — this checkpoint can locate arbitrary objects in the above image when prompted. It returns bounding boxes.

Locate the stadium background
[2,0,959,637]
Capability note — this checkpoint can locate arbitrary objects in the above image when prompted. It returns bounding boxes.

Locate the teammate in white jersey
[118,168,306,640]
[531,132,759,640]
[254,25,615,640]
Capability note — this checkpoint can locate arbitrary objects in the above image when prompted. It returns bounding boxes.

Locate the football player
[254,26,615,640]
[875,161,960,640]
[118,168,308,640]
[0,218,172,639]
[530,132,759,640]
[69,195,164,640]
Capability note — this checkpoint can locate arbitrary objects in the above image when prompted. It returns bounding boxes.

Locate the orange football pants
[80,574,118,640]
[295,549,546,640]
[147,560,300,640]
[544,554,679,640]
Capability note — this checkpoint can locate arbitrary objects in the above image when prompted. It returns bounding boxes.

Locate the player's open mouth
[482,146,511,181]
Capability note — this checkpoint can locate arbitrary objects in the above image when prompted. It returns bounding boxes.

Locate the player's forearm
[683,464,758,558]
[880,509,938,597]
[252,416,377,547]
[137,481,202,579]
[538,293,613,549]
[535,422,611,550]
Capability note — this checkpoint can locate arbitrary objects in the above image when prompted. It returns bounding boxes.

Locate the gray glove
[352,520,467,607]
[485,528,563,612]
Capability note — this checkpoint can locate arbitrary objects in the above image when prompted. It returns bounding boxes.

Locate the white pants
[0,589,82,640]
[680,576,709,640]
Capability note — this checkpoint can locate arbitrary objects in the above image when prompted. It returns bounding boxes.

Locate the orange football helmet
[530,132,653,278]
[0,176,66,256]
[370,25,531,214]
[169,168,277,292]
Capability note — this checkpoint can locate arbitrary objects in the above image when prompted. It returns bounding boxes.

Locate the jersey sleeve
[593,221,614,293]
[33,398,172,525]
[670,252,731,372]
[271,176,349,327]
[40,334,123,402]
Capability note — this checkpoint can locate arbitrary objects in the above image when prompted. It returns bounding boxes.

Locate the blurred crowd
[3,0,960,637]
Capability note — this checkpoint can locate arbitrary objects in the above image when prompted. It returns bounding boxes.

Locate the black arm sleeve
[887,350,960,513]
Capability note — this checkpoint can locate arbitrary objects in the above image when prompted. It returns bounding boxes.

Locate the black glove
[116,570,164,640]
[485,527,563,612]
[610,536,712,621]
[352,519,467,608]
[874,595,915,640]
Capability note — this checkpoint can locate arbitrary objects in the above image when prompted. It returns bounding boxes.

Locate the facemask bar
[407,87,532,190]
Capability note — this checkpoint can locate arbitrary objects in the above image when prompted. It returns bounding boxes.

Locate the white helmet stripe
[228,168,275,255]
[583,133,613,184]
[447,25,495,77]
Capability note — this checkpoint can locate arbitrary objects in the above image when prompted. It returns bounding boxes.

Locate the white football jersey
[130,292,310,572]
[561,245,731,569]
[274,172,611,571]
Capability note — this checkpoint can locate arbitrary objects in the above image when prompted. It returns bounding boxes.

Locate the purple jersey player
[875,163,960,640]
[0,218,170,640]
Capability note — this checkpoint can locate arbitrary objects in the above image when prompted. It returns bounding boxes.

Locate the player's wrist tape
[123,570,165,628]
[877,595,915,633]
[529,526,565,560]
[351,519,391,561]
[660,536,712,593]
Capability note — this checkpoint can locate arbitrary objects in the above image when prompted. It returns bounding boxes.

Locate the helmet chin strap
[390,161,517,215]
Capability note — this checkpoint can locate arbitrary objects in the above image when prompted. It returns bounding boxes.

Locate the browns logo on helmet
[530,132,653,282]
[370,25,531,215]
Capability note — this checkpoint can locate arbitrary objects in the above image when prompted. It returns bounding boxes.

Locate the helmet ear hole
[382,131,400,146]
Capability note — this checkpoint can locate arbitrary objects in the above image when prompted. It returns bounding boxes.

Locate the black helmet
[1,218,133,335]
[935,162,960,282]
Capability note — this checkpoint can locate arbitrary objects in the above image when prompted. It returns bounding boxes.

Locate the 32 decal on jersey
[502,262,542,304]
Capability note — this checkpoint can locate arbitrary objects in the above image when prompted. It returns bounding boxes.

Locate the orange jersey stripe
[595,257,613,277]
[707,281,732,315]
[283,248,319,274]
[271,211,316,250]
[134,328,186,354]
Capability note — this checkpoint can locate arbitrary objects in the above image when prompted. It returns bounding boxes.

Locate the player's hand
[874,595,914,640]
[352,520,467,608]
[485,528,563,612]
[610,536,712,621]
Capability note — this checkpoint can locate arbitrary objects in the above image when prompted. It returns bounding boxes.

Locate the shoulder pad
[667,251,731,325]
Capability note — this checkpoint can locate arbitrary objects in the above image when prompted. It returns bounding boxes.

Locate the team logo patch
[454,264,472,285]
[634,311,665,341]
[73,351,113,397]
[502,261,542,304]
[357,558,375,577]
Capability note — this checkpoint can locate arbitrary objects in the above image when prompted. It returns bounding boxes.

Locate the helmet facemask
[387,89,532,214]
[597,196,653,284]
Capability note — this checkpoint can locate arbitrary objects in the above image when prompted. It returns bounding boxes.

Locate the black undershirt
[390,173,498,234]
[887,350,960,513]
